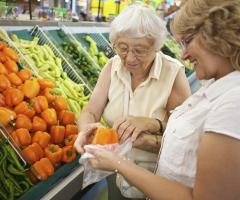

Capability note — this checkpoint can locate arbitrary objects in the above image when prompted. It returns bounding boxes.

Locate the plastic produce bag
[79,139,132,189]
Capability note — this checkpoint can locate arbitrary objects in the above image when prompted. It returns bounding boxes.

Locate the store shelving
[43,27,101,90]
[71,29,115,59]
[60,25,103,69]
[31,26,92,94]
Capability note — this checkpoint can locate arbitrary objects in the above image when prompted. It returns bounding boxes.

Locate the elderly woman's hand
[113,116,150,143]
[86,148,121,172]
[74,122,102,154]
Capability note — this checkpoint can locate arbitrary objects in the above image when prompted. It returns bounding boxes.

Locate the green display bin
[74,33,115,59]
[9,29,33,41]
[18,155,81,200]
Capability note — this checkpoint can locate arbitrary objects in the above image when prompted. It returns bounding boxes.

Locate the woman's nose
[125,50,137,61]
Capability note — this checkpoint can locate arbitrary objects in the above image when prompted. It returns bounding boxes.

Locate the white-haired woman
[74,3,191,199]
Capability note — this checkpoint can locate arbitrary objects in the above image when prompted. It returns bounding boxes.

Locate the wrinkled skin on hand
[132,134,145,147]
[113,116,150,143]
[74,122,102,154]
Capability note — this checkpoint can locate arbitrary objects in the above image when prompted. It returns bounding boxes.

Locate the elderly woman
[84,0,240,199]
[74,3,190,199]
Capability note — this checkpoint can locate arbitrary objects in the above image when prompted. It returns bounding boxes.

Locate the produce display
[10,35,89,116]
[160,44,176,59]
[49,29,100,89]
[0,42,80,199]
[74,32,115,59]
[0,138,33,200]
[84,35,109,68]
[164,37,194,76]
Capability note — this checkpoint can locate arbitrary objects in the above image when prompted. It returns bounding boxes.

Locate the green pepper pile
[85,35,109,68]
[0,138,33,200]
[58,30,100,89]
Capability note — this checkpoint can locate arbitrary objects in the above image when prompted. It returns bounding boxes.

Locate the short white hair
[109,3,167,50]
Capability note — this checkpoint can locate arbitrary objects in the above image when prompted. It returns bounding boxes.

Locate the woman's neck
[131,68,151,91]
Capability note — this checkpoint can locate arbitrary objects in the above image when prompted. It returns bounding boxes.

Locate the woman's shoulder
[105,55,121,72]
[220,86,240,104]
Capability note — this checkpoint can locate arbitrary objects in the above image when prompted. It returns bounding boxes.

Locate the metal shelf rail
[91,30,115,58]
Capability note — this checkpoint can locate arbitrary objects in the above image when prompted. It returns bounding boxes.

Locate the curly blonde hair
[171,0,240,70]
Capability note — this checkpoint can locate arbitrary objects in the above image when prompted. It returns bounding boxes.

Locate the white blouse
[156,70,240,187]
[102,52,182,127]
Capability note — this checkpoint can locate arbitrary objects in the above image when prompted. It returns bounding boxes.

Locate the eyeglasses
[179,32,197,52]
[113,44,153,58]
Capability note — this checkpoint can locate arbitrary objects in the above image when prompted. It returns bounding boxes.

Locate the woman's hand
[87,148,120,172]
[74,122,102,154]
[132,134,145,147]
[113,116,153,143]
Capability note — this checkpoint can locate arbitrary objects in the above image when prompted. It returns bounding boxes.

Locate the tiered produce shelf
[44,27,101,90]
[31,26,92,93]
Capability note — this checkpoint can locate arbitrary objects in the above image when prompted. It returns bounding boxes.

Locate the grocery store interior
[0,0,202,199]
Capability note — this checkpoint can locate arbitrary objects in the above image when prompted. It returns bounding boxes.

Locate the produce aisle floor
[79,179,108,200]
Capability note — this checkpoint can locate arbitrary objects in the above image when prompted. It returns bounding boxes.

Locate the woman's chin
[126,65,139,71]
[195,71,206,80]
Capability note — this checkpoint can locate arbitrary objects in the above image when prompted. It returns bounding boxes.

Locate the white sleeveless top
[102,51,183,127]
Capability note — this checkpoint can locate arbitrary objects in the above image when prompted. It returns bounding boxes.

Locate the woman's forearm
[77,107,100,131]
[116,158,193,200]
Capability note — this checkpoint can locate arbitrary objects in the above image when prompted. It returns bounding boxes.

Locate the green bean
[0,190,7,200]
[0,168,8,193]
[5,145,25,171]
[8,163,26,176]
[19,180,31,193]
[0,182,7,200]
[13,189,22,197]
[0,138,33,198]
[5,179,14,200]
[2,159,23,193]
[0,148,7,167]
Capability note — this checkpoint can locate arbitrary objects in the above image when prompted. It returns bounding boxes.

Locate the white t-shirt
[156,70,240,187]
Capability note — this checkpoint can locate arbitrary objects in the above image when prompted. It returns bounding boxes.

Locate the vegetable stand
[0,26,87,200]
[8,27,91,116]
[43,27,100,90]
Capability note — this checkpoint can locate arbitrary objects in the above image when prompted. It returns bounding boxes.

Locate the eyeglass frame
[179,32,198,52]
[113,43,155,58]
